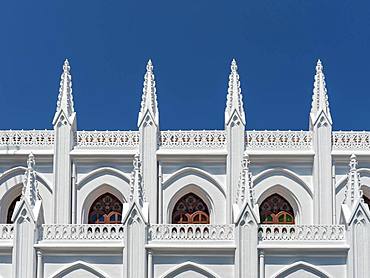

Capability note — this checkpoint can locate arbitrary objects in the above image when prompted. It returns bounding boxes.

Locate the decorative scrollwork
[160,130,226,149]
[332,131,370,151]
[76,131,139,148]
[0,130,54,147]
[246,130,312,151]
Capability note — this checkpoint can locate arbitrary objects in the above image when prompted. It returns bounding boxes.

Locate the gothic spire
[138,59,159,127]
[236,152,254,207]
[129,153,145,207]
[54,59,74,123]
[21,153,39,208]
[343,154,363,207]
[310,59,332,127]
[225,59,245,125]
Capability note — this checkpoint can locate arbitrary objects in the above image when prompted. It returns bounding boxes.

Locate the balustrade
[148,224,234,241]
[0,224,14,240]
[41,224,124,240]
[258,225,345,241]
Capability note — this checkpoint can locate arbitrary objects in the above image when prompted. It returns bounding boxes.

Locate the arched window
[88,193,123,224]
[172,193,210,224]
[259,193,295,224]
[7,195,21,224]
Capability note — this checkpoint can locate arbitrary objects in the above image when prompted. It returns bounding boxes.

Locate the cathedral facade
[0,59,369,277]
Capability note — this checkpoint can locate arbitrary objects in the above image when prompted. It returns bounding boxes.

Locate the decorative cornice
[138,59,159,127]
[225,59,245,125]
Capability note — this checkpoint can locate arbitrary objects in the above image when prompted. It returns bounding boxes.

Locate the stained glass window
[259,194,295,224]
[172,193,210,224]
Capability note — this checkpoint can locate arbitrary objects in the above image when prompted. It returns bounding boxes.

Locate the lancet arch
[50,261,109,278]
[81,184,126,224]
[160,262,221,278]
[0,166,52,223]
[77,167,131,190]
[163,167,226,223]
[272,261,331,278]
[253,169,312,224]
[257,185,302,224]
[167,185,214,224]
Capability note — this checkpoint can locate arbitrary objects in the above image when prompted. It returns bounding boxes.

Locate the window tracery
[88,193,123,224]
[172,193,210,224]
[259,193,294,224]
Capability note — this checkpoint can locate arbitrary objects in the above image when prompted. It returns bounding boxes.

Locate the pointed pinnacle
[63,59,70,73]
[316,59,323,72]
[350,154,358,171]
[27,152,35,169]
[146,59,153,72]
[231,59,238,72]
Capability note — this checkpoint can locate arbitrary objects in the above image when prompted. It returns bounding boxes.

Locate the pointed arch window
[259,193,295,224]
[172,193,210,224]
[88,193,123,224]
[7,195,21,224]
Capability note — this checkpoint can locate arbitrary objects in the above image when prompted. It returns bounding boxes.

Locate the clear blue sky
[1,1,369,131]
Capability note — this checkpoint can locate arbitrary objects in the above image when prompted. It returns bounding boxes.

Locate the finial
[344,153,363,207]
[27,152,35,169]
[350,154,358,171]
[22,153,39,208]
[129,153,145,206]
[63,59,70,73]
[231,59,238,72]
[146,59,153,71]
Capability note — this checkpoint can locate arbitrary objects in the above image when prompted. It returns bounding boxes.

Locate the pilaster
[225,59,246,224]
[234,203,259,278]
[52,59,77,224]
[11,154,43,278]
[138,60,159,224]
[310,60,333,224]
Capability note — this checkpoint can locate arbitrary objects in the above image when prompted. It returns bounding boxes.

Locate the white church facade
[0,58,369,277]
